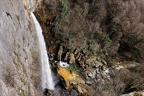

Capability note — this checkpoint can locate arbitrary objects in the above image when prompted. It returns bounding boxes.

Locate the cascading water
[31,12,55,90]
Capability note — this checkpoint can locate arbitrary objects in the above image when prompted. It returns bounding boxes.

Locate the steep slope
[0,0,42,95]
[1,0,144,96]
[35,0,144,63]
[34,0,144,96]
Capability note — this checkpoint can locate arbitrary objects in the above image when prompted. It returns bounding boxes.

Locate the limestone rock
[71,89,78,96]
[0,0,40,95]
[121,91,144,96]
[74,48,80,55]
[86,57,96,64]
[77,85,88,94]
[85,80,93,85]
[87,72,93,77]
[75,84,89,94]
[64,52,70,61]
[69,53,75,64]
[83,70,94,79]
[76,53,82,61]
[95,61,103,68]
[57,46,63,60]
[112,61,141,69]
[79,60,85,68]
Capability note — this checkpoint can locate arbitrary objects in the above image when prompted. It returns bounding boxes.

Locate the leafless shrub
[90,65,144,96]
[106,67,144,95]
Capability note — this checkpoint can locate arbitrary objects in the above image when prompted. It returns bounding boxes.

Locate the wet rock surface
[57,65,85,89]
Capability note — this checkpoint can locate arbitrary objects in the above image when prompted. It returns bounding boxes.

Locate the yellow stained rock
[57,66,85,89]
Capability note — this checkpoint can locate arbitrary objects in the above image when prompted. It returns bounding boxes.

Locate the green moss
[30,74,35,81]
[15,63,20,70]
[28,83,31,95]
[68,64,76,70]
[24,5,27,10]
[22,64,28,77]
[68,63,82,74]
[23,4,30,17]
[18,87,24,96]
[18,44,21,49]
[12,55,17,63]
[13,53,24,71]
[20,77,27,85]
[17,56,21,63]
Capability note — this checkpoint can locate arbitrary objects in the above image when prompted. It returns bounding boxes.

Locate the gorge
[0,0,144,96]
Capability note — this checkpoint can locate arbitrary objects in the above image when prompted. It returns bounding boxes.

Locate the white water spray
[59,61,69,68]
[31,12,55,90]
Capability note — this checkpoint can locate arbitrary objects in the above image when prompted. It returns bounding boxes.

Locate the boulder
[121,91,144,96]
[77,85,88,94]
[112,61,141,69]
[85,80,93,85]
[77,53,82,62]
[57,66,85,89]
[74,48,80,55]
[70,89,78,96]
[69,53,75,64]
[79,60,85,68]
[86,57,96,64]
[57,46,63,60]
[75,84,89,94]
[64,52,70,61]
[75,53,81,60]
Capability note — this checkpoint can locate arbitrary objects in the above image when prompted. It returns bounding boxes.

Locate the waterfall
[31,12,55,90]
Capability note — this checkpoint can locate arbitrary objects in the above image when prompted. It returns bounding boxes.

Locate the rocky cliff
[0,0,42,96]
[1,0,144,96]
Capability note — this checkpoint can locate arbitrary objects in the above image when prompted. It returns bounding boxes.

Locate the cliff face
[1,0,144,96]
[0,0,41,96]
